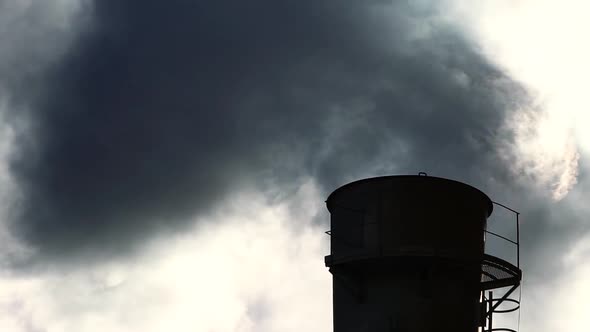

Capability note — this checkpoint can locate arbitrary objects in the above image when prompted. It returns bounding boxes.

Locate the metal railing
[487,201,520,269]
[482,201,522,332]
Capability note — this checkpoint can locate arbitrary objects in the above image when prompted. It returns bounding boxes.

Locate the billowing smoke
[5,0,530,262]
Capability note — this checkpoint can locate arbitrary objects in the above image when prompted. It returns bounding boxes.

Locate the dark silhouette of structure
[325,174,522,332]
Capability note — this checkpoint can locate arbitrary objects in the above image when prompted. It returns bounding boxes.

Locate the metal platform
[481,254,522,290]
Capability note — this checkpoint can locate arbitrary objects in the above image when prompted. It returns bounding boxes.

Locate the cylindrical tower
[325,175,521,332]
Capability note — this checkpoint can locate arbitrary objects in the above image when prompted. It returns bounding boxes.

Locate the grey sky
[0,0,587,331]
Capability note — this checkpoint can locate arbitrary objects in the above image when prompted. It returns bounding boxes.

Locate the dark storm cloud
[7,0,533,261]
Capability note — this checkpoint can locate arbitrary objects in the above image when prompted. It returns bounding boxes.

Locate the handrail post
[516,212,520,269]
[488,291,493,332]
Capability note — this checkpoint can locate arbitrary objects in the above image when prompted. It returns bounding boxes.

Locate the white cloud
[518,234,590,331]
[504,105,579,200]
[451,0,590,200]
[0,181,332,332]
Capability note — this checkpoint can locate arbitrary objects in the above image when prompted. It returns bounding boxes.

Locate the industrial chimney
[325,174,522,332]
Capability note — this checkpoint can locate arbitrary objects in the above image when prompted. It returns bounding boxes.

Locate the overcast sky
[0,0,588,331]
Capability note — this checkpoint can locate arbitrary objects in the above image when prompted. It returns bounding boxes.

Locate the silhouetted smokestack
[324,175,522,332]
